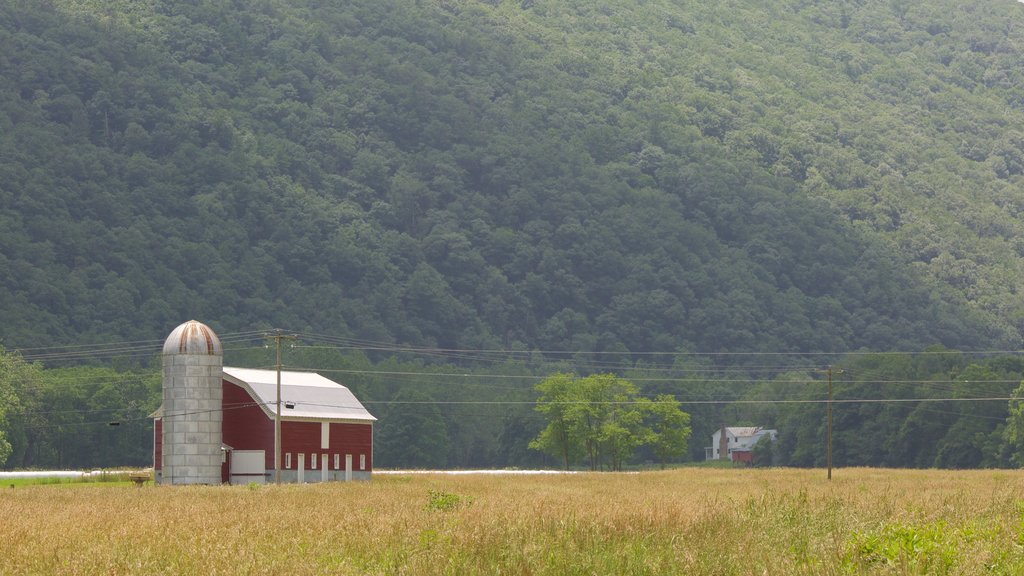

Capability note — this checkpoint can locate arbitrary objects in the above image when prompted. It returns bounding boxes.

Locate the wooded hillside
[3,0,1024,351]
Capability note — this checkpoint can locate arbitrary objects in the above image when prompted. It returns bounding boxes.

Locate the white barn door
[230,450,266,485]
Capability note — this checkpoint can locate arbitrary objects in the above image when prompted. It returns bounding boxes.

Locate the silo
[161,320,223,485]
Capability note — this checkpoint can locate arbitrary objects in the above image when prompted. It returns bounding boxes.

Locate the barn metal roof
[223,367,376,423]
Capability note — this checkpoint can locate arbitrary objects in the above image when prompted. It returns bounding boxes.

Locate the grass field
[2,468,1023,575]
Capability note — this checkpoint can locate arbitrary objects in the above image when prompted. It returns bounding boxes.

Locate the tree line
[4,345,1024,471]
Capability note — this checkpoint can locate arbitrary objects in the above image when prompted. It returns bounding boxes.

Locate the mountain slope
[0,0,1021,354]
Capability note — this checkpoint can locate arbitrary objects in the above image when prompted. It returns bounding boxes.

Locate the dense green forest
[2,0,1024,469]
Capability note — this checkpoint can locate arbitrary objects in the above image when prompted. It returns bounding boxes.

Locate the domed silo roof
[162,320,222,355]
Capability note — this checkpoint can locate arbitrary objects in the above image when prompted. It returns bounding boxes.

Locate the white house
[705,426,778,462]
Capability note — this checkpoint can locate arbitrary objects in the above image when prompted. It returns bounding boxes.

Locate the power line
[7,331,1024,399]
[15,391,1018,433]
[356,397,1015,406]
[292,365,1022,387]
[9,328,1024,372]
[291,334,1024,357]
[20,401,267,430]
[12,330,270,363]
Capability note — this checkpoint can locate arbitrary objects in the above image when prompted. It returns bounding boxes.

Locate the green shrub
[425,490,472,512]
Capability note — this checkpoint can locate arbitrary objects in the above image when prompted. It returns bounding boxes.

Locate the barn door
[230,450,266,485]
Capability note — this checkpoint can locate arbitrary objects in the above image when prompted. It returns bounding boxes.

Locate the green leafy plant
[425,490,472,512]
[843,522,959,573]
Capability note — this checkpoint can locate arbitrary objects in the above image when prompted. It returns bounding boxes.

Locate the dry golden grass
[2,468,1024,575]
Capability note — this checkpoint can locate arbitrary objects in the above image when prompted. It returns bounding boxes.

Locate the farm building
[152,320,376,485]
[705,426,777,462]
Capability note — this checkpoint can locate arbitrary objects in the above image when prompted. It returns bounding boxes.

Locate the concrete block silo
[160,320,223,485]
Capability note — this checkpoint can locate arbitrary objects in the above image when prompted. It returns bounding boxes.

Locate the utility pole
[819,364,843,477]
[266,330,297,485]
[827,365,833,481]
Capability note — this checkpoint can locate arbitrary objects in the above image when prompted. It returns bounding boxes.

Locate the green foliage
[528,373,581,469]
[0,348,37,466]
[0,0,1020,358]
[1003,382,1024,467]
[751,435,775,468]
[3,363,159,470]
[646,395,691,468]
[531,373,691,470]
[376,389,449,469]
[843,522,959,573]
[7,345,1024,471]
[745,352,1024,469]
[425,489,472,512]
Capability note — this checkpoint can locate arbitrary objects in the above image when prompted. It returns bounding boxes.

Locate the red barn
[154,366,376,484]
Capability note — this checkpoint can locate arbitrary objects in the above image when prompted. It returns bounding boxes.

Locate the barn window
[334,454,340,470]
[285,453,292,469]
[360,454,366,470]
[311,453,318,469]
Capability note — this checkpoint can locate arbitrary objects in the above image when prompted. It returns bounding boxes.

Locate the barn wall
[280,420,321,462]
[222,381,274,469]
[281,421,372,481]
[732,451,753,465]
[330,422,373,471]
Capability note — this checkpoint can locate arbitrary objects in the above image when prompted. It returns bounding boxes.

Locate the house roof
[721,427,777,439]
[223,367,376,423]
[725,427,762,438]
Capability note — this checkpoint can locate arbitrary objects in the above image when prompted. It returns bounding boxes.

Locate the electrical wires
[12,330,271,363]
[5,328,1023,412]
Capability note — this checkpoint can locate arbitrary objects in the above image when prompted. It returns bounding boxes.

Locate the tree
[592,378,649,471]
[646,394,692,468]
[528,373,580,469]
[0,348,37,467]
[751,435,775,468]
[1003,382,1024,467]
[530,373,690,470]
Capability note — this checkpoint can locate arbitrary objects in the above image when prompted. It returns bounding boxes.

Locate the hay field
[2,468,1023,575]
